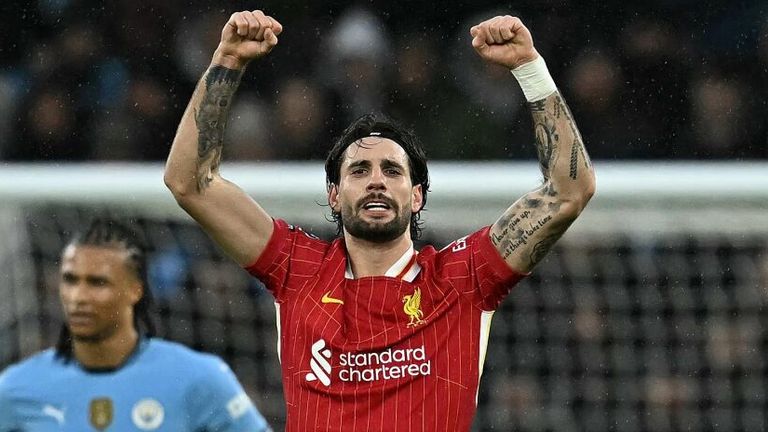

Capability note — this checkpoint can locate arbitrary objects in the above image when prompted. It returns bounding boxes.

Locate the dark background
[1,0,766,162]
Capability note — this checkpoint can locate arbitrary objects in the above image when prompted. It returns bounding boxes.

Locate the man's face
[329,137,423,243]
[59,244,142,343]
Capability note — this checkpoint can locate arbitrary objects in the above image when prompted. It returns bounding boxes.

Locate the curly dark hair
[325,113,430,240]
[55,218,156,361]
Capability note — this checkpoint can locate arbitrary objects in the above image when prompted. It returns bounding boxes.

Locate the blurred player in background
[165,9,595,431]
[0,219,271,431]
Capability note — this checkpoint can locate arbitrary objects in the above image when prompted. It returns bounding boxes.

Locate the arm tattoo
[529,233,560,267]
[491,208,556,260]
[530,99,547,113]
[555,94,591,178]
[569,140,579,180]
[529,93,591,180]
[531,109,559,180]
[493,92,589,269]
[194,65,244,191]
[493,95,564,261]
[491,206,572,267]
[534,120,557,179]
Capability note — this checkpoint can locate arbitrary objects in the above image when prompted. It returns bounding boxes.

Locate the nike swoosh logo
[321,292,344,305]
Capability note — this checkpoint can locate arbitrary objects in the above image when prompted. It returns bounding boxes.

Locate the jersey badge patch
[403,288,426,327]
[132,398,165,430]
[89,398,113,430]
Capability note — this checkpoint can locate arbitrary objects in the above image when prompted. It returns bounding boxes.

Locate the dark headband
[344,128,406,149]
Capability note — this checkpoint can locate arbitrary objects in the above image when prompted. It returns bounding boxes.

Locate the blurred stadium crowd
[0,0,766,162]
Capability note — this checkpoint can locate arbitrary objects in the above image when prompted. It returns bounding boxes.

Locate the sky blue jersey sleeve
[0,370,20,431]
[188,358,271,432]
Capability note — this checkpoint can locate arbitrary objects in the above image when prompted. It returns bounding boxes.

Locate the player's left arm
[470,15,596,273]
[188,358,272,432]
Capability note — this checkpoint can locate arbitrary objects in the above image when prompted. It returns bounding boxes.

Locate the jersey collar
[77,337,150,374]
[345,245,421,282]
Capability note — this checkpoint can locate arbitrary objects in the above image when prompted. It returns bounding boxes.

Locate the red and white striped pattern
[248,220,525,431]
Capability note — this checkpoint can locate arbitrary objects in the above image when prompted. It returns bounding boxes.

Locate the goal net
[1,161,766,431]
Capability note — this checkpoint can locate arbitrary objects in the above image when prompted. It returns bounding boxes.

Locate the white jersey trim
[345,244,419,280]
[476,311,495,404]
[274,302,282,363]
[384,245,415,277]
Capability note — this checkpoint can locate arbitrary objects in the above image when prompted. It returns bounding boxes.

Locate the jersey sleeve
[0,369,20,431]
[438,226,528,311]
[244,219,328,301]
[187,358,271,432]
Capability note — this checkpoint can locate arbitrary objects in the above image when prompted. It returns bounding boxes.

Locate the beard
[341,195,411,243]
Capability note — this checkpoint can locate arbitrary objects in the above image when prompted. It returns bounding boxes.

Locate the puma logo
[43,405,65,425]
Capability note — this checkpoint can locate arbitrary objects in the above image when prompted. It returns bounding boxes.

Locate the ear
[411,184,424,213]
[328,183,340,212]
[128,283,143,306]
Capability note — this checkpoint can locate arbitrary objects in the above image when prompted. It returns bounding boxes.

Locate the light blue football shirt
[0,338,271,431]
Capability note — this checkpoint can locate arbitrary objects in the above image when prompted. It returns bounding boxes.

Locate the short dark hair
[56,218,156,360]
[325,114,430,240]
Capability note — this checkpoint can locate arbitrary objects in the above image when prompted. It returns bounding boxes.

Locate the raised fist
[470,15,538,69]
[214,10,283,69]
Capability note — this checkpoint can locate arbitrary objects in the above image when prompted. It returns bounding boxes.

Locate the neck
[72,326,139,370]
[343,231,413,278]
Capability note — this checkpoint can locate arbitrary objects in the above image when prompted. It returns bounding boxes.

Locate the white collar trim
[345,244,419,280]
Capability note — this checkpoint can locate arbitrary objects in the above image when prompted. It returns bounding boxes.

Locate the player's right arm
[470,16,595,274]
[164,10,283,266]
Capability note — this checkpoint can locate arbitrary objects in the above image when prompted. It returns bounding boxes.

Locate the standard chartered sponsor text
[338,345,431,382]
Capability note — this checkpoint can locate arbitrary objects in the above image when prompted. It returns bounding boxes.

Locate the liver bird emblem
[402,288,425,327]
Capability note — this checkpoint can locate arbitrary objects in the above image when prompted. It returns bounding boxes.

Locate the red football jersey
[247,219,526,431]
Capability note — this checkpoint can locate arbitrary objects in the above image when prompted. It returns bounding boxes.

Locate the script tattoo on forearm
[194,66,244,191]
[491,198,573,267]
[491,205,563,265]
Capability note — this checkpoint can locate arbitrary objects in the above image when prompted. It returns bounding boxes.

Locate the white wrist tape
[511,56,557,102]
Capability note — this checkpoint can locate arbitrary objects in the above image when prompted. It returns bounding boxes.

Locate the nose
[366,167,387,191]
[62,281,88,305]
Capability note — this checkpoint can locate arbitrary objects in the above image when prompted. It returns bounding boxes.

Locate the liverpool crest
[402,288,425,327]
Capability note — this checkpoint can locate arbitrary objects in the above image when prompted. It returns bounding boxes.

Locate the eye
[384,168,402,176]
[61,273,77,285]
[351,168,367,176]
[90,278,109,287]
